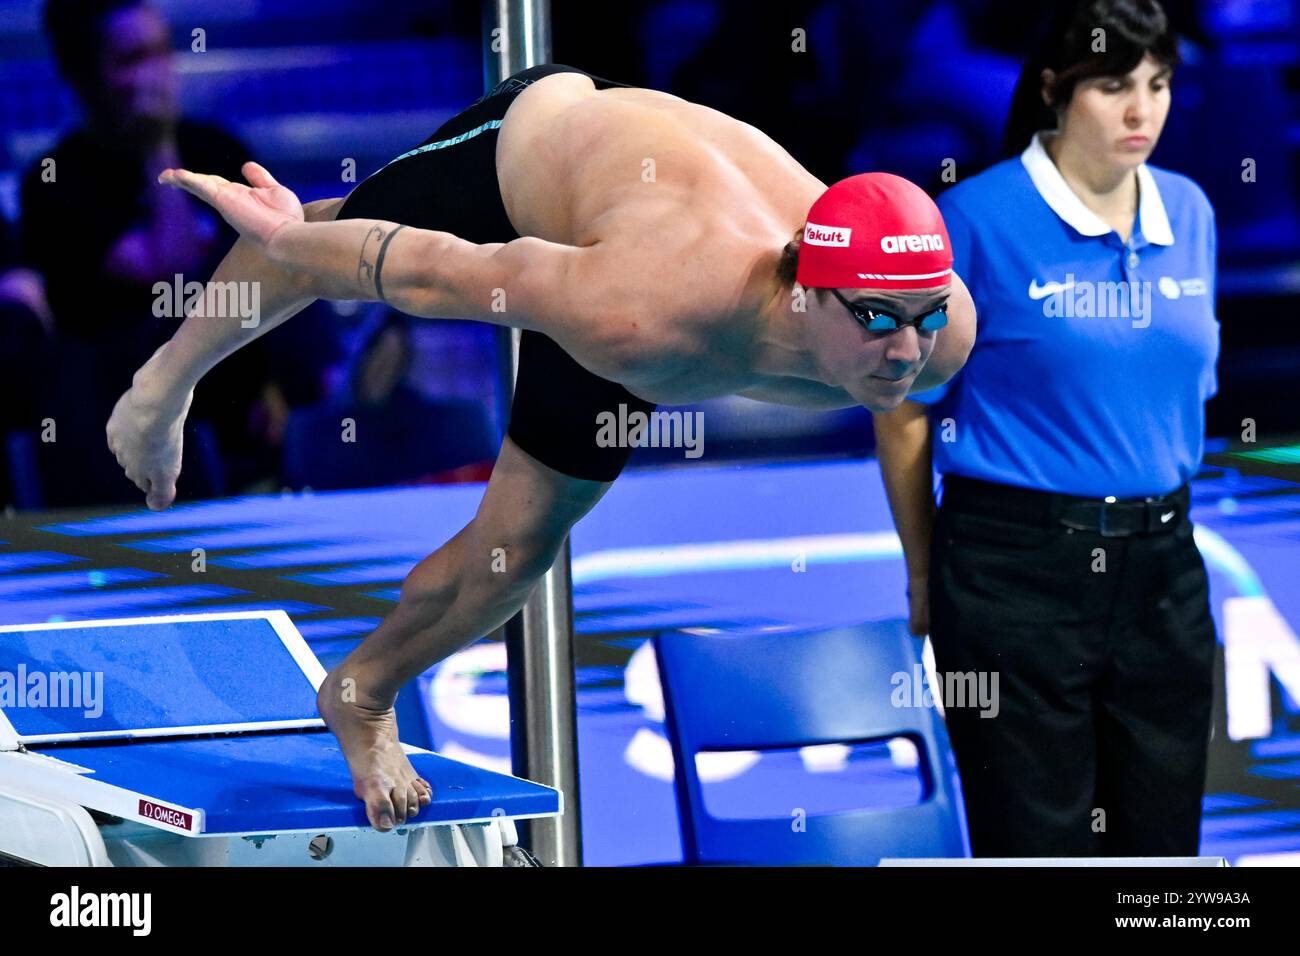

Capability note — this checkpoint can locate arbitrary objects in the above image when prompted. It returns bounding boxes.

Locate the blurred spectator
[346,312,418,410]
[0,211,52,508]
[280,311,496,491]
[16,0,335,506]
[0,211,52,338]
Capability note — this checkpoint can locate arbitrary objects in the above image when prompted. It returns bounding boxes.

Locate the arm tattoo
[357,224,408,303]
[357,225,383,289]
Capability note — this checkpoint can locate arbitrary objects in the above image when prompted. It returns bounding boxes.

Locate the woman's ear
[1040,68,1057,107]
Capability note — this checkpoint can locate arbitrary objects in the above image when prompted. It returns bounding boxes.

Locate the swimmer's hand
[158,161,303,248]
[106,352,193,511]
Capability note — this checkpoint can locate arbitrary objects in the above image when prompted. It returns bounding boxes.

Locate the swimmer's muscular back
[497,73,822,246]
[494,73,828,401]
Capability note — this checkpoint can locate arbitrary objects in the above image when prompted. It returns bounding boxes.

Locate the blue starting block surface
[0,613,322,743]
[0,612,560,838]
[46,731,559,834]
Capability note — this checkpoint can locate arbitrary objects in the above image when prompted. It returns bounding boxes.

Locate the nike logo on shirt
[1028,279,1076,300]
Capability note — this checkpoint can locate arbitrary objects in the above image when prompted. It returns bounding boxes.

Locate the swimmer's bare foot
[317,668,432,831]
[106,345,193,512]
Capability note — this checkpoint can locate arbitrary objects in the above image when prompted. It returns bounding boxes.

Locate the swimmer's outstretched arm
[107,176,343,510]
[142,196,344,403]
[267,217,584,329]
[159,163,594,334]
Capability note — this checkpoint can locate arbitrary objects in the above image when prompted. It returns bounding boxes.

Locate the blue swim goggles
[830,288,948,333]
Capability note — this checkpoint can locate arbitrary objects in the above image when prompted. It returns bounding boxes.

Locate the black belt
[940,475,1190,537]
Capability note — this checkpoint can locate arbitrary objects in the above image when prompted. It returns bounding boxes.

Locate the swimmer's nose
[882,325,922,365]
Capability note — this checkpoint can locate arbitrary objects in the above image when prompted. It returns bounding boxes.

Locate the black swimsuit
[335,64,657,483]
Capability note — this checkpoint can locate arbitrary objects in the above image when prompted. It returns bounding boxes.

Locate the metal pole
[480,0,581,868]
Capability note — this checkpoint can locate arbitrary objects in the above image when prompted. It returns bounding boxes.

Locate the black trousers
[928,476,1217,857]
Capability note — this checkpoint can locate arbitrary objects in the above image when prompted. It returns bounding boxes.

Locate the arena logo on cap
[880,234,945,254]
[803,222,852,247]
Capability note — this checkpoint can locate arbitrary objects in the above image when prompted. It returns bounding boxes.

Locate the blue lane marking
[0,568,164,598]
[1200,809,1300,835]
[172,601,329,617]
[0,552,86,573]
[219,543,431,569]
[295,617,382,640]
[1255,734,1300,757]
[1251,760,1300,780]
[285,561,418,586]
[0,586,247,622]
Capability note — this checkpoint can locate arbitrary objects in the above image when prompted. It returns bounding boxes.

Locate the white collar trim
[1020,132,1173,246]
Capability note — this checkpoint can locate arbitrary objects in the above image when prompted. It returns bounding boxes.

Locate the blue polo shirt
[911,132,1220,498]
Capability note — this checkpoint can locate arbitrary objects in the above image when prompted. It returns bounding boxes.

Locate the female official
[874,0,1219,856]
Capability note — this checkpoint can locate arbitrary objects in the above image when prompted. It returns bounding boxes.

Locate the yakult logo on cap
[803,222,852,247]
[880,234,945,254]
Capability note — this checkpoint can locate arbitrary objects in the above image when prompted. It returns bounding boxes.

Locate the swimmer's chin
[861,395,906,414]
[850,374,917,412]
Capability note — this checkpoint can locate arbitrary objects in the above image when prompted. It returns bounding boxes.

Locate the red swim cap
[795,173,953,290]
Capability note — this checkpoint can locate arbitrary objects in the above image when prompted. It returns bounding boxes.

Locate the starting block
[0,610,560,866]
